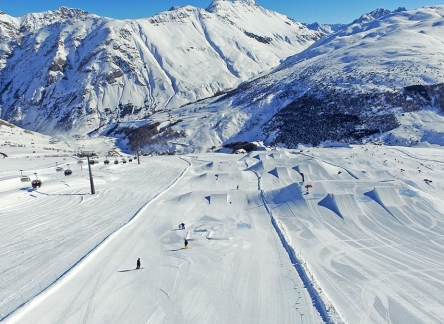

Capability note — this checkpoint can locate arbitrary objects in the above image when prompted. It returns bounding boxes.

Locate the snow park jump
[3,3,444,323]
[2,137,444,324]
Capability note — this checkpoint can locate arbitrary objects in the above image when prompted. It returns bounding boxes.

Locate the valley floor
[1,144,444,323]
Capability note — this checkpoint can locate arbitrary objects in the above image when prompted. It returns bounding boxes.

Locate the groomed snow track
[249,167,335,324]
[0,158,192,322]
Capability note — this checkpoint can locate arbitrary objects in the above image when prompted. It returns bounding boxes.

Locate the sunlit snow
[1,122,444,323]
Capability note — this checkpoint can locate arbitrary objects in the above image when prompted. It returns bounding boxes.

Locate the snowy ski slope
[1,140,444,323]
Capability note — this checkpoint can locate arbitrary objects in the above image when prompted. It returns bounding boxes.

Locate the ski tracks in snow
[248,166,336,324]
[2,158,191,323]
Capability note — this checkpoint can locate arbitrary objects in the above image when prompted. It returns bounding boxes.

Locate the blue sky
[0,0,438,23]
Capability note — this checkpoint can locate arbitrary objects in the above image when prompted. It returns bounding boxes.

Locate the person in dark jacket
[184,239,189,249]
[136,258,141,269]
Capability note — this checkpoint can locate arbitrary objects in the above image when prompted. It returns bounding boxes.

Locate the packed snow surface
[1,134,444,323]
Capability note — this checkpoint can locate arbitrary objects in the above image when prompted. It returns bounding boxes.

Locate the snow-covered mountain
[350,7,407,25]
[0,1,321,135]
[302,22,345,36]
[303,7,407,37]
[154,5,444,151]
[2,4,444,153]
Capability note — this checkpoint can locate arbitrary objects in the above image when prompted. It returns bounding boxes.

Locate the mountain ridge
[0,1,321,135]
[132,5,444,153]
[2,4,444,153]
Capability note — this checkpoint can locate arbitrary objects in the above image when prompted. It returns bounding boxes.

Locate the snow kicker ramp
[293,161,332,181]
[192,172,238,188]
[246,160,276,174]
[216,160,239,172]
[265,184,310,221]
[318,194,343,219]
[295,160,351,181]
[269,152,283,159]
[268,166,291,180]
[293,164,311,176]
[364,187,410,224]
[209,193,227,206]
[334,194,365,220]
[216,172,231,182]
[319,161,358,180]
[194,161,214,172]
[252,153,270,161]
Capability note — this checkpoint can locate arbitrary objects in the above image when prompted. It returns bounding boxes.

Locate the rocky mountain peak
[207,0,257,13]
[351,7,406,25]
[52,6,91,19]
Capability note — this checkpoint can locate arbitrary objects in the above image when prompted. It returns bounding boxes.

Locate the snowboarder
[184,239,189,249]
[136,258,141,269]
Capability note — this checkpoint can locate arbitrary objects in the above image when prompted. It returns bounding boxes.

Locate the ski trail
[3,158,191,323]
[248,167,338,324]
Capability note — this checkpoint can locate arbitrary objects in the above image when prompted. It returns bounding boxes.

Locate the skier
[184,239,189,249]
[300,172,305,182]
[236,185,239,190]
[136,258,141,269]
[179,222,185,230]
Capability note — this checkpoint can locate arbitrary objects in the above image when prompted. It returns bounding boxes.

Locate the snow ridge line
[2,157,191,323]
[247,166,336,324]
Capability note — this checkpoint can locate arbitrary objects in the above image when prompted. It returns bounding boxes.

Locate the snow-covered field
[2,134,444,323]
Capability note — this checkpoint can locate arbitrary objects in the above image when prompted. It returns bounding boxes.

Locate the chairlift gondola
[114,160,119,165]
[55,162,63,172]
[64,164,72,176]
[31,173,42,189]
[128,158,133,162]
[104,159,110,165]
[89,160,95,165]
[122,159,127,164]
[20,170,31,182]
[77,159,84,164]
